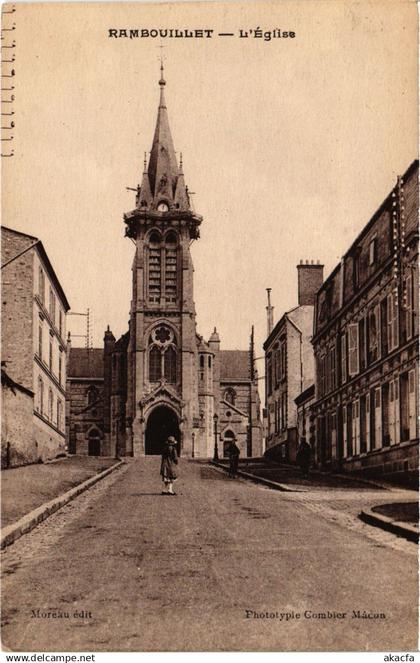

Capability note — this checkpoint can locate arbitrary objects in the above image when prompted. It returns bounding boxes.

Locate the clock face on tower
[157,202,169,212]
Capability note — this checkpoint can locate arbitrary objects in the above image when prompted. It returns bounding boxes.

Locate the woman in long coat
[160,436,178,495]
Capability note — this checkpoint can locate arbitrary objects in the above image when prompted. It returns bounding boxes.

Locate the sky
[2,0,418,381]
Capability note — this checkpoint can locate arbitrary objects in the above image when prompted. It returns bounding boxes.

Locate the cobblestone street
[1,459,417,652]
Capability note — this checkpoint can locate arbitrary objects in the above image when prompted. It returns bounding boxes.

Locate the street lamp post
[213,413,219,461]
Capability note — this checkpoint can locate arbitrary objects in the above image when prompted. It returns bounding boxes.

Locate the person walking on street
[160,436,178,495]
[227,439,240,478]
[296,436,311,479]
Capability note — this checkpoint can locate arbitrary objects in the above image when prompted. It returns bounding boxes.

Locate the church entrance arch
[145,405,180,456]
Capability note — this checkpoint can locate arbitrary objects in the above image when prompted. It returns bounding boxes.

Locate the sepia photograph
[1,0,418,654]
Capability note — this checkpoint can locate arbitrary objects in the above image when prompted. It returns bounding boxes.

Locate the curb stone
[1,460,125,550]
[210,460,307,492]
[359,506,418,544]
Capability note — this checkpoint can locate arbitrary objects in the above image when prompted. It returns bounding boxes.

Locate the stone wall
[1,382,36,468]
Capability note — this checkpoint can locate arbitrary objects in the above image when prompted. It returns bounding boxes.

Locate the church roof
[68,348,103,378]
[138,65,190,211]
[220,350,251,381]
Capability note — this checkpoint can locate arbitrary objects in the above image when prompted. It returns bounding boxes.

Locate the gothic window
[148,325,177,384]
[147,231,179,304]
[164,346,177,383]
[149,346,161,382]
[224,388,236,406]
[200,355,205,369]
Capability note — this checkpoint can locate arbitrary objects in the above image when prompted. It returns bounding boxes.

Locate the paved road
[1,459,417,652]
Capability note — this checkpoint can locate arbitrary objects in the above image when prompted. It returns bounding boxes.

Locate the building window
[37,376,44,413]
[39,267,45,304]
[224,388,236,406]
[59,354,62,386]
[408,369,417,440]
[164,346,177,383]
[353,251,361,290]
[387,292,399,352]
[367,304,380,364]
[148,326,177,384]
[87,385,98,405]
[373,387,382,450]
[38,323,43,360]
[57,399,62,431]
[389,378,400,446]
[340,333,347,384]
[330,346,336,392]
[49,287,56,323]
[148,231,162,303]
[348,323,359,377]
[405,273,413,341]
[208,356,212,369]
[267,354,272,396]
[352,400,360,455]
[48,388,54,422]
[381,383,390,447]
[164,232,178,303]
[149,346,161,382]
[59,309,63,338]
[400,373,409,443]
[368,238,377,265]
[49,338,53,372]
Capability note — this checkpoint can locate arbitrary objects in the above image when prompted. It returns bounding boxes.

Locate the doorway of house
[145,406,180,455]
[88,430,101,456]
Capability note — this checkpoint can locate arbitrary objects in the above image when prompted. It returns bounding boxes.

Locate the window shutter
[387,293,393,351]
[374,388,382,449]
[408,369,417,440]
[406,274,413,341]
[348,323,359,376]
[342,406,347,459]
[366,393,370,452]
[341,334,347,384]
[394,379,400,445]
[389,381,395,445]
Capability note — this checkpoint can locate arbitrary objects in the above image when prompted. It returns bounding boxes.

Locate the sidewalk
[1,456,117,527]
[215,458,387,491]
[213,459,418,543]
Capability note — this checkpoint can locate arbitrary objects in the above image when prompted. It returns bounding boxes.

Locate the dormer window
[369,237,377,265]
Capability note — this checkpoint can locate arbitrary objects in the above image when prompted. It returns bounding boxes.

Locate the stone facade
[66,71,262,459]
[311,160,419,487]
[1,226,70,465]
[263,263,323,462]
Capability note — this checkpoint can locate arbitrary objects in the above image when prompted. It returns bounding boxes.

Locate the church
[66,67,263,459]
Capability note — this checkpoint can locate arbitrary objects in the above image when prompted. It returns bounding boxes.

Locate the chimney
[266,288,274,336]
[297,260,324,306]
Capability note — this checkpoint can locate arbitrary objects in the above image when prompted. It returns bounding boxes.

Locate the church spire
[146,63,182,206]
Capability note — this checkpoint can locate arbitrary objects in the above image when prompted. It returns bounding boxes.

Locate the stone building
[1,226,70,466]
[311,160,418,486]
[66,68,262,459]
[263,262,323,462]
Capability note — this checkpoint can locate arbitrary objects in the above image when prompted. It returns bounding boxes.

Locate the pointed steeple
[174,153,190,209]
[147,62,180,204]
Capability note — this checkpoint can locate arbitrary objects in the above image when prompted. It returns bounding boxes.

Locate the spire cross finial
[157,42,166,86]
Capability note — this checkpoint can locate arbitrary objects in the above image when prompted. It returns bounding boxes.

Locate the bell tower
[123,65,202,456]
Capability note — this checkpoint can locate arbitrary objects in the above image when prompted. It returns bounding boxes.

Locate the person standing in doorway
[160,436,178,495]
[227,438,240,478]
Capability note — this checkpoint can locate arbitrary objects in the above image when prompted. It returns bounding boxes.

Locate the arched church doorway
[223,430,235,457]
[88,429,101,456]
[145,405,180,456]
